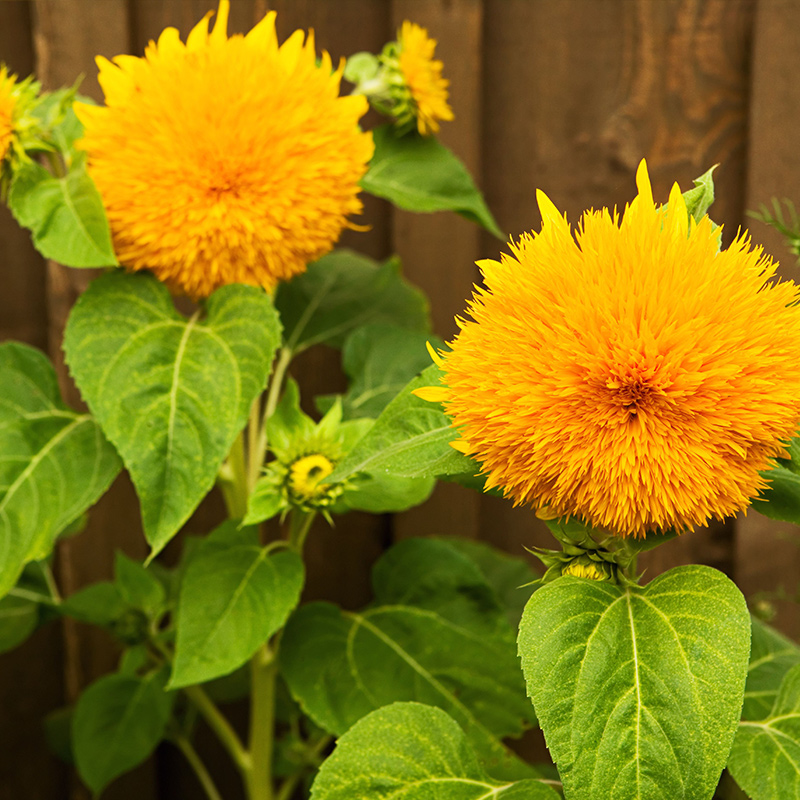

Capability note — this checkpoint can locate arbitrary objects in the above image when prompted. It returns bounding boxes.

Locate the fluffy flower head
[77,1,374,299]
[0,66,18,164]
[422,160,800,537]
[397,21,454,136]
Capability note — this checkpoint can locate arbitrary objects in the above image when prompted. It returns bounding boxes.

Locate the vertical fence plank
[29,3,162,799]
[389,0,484,544]
[738,0,800,639]
[0,5,69,799]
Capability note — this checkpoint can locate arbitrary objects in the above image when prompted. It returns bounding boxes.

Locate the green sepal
[681,165,717,223]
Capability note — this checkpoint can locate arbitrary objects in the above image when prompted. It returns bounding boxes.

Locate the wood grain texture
[0,5,69,799]
[4,0,800,795]
[390,0,483,544]
[738,0,800,639]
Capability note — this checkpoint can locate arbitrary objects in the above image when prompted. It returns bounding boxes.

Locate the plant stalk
[247,644,278,800]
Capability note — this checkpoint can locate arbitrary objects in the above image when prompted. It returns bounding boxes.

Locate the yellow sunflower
[77,1,374,299]
[0,66,18,163]
[397,21,453,136]
[419,160,800,537]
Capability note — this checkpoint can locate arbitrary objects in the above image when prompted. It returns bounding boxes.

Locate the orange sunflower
[419,160,800,537]
[77,1,374,299]
[397,21,453,136]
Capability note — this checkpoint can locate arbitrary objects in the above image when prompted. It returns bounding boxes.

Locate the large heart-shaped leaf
[0,342,120,596]
[275,249,429,353]
[361,125,504,238]
[63,272,281,554]
[518,566,750,800]
[729,663,800,799]
[73,669,173,794]
[310,703,559,800]
[281,538,534,779]
[170,523,304,688]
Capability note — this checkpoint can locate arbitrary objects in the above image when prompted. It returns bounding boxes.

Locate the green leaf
[753,438,800,524]
[681,165,717,223]
[275,249,430,353]
[0,591,39,653]
[7,157,117,267]
[73,669,173,794]
[63,272,281,554]
[311,703,559,800]
[362,125,504,238]
[114,552,166,620]
[281,538,534,779]
[44,706,75,765]
[0,342,121,597]
[329,364,477,483]
[518,566,750,800]
[338,471,435,514]
[444,537,538,628]
[60,582,127,626]
[325,324,444,420]
[729,663,800,800]
[170,522,304,688]
[743,616,800,721]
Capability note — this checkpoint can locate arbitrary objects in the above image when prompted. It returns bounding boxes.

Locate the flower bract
[421,160,800,537]
[77,0,374,299]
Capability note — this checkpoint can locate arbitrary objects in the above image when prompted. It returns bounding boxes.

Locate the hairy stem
[247,644,278,800]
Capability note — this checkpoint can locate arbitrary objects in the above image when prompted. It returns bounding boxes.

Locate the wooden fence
[1,0,799,797]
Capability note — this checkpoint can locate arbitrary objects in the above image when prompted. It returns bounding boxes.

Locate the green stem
[173,731,225,800]
[41,562,62,602]
[183,685,252,777]
[247,644,278,800]
[251,347,293,483]
[219,430,249,519]
[247,397,262,491]
[288,510,316,553]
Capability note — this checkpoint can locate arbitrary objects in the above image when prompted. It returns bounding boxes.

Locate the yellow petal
[412,386,449,403]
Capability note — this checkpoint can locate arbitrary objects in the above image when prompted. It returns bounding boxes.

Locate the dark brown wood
[3,0,800,794]
[0,5,69,799]
[390,0,484,543]
[737,0,800,640]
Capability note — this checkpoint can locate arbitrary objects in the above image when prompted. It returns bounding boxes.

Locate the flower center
[287,454,335,501]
